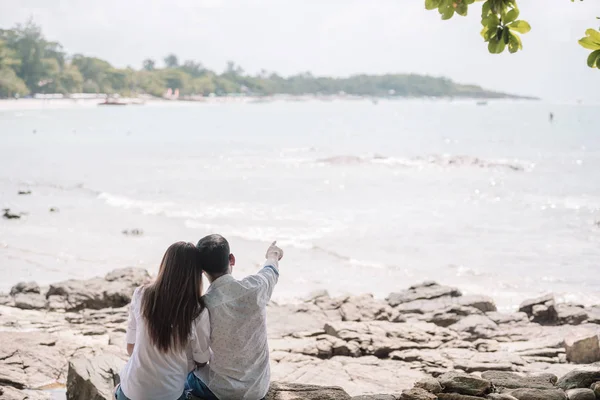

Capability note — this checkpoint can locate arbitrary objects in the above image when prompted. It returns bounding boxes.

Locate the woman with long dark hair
[116,241,210,400]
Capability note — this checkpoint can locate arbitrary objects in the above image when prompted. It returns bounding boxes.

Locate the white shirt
[120,287,211,400]
[194,263,279,400]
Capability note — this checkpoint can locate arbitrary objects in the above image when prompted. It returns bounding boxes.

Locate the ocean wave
[316,154,533,172]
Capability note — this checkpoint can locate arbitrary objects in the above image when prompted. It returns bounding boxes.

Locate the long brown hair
[141,241,204,353]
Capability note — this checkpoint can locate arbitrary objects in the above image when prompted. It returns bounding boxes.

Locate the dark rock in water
[10,281,41,296]
[518,294,558,325]
[2,209,21,219]
[507,388,567,400]
[438,372,491,396]
[480,371,556,390]
[556,304,588,325]
[399,388,437,400]
[387,282,461,307]
[17,190,31,195]
[67,355,124,400]
[564,335,600,364]
[121,229,143,236]
[265,382,351,400]
[49,207,59,212]
[557,369,600,390]
[565,388,596,400]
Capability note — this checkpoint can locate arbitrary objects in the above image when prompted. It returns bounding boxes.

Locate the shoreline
[0,96,547,111]
[0,268,599,399]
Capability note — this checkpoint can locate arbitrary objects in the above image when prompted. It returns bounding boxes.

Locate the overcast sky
[1,0,599,101]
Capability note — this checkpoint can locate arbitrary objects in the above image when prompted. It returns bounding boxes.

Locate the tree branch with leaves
[424,0,600,69]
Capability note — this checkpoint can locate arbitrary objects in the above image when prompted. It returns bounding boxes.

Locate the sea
[0,98,599,311]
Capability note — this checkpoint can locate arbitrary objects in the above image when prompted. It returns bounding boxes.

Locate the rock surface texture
[0,271,599,398]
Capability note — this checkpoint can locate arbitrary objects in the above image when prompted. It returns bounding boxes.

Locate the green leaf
[585,28,600,43]
[441,5,455,20]
[425,0,442,11]
[488,38,506,54]
[456,3,469,16]
[508,32,522,53]
[508,20,531,34]
[587,49,600,68]
[481,0,491,17]
[504,8,519,24]
[579,37,600,51]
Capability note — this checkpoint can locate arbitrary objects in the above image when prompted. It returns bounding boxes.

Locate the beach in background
[1,98,599,311]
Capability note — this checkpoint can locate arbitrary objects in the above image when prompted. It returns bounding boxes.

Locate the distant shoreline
[0,95,540,111]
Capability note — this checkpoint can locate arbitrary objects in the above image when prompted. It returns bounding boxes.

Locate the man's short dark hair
[197,234,230,276]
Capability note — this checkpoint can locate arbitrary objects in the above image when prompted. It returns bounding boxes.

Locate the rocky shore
[0,269,599,399]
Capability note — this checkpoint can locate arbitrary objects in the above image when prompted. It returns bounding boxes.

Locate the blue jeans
[185,372,219,400]
[115,384,187,400]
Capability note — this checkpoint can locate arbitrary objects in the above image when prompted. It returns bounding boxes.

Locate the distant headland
[0,20,537,100]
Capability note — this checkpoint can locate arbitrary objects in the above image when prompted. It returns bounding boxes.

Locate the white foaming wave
[184,220,342,250]
[316,153,533,172]
[98,193,255,220]
[98,193,175,216]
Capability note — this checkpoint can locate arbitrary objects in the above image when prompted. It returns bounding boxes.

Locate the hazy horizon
[1,0,599,102]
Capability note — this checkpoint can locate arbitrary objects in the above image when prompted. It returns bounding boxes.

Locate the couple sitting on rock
[115,234,284,400]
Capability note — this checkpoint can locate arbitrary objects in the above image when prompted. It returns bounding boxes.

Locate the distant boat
[476,100,488,106]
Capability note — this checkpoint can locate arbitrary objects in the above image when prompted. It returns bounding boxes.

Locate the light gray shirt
[195,262,279,400]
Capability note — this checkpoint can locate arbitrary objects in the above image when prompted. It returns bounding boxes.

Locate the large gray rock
[557,370,600,390]
[591,382,600,398]
[265,382,351,400]
[518,294,558,325]
[352,396,395,400]
[438,372,491,396]
[414,377,442,394]
[487,395,519,400]
[387,282,461,307]
[564,335,600,364]
[508,388,567,400]
[448,314,498,339]
[13,293,46,310]
[458,295,497,313]
[480,371,556,390]
[47,267,150,311]
[588,307,600,324]
[565,388,596,400]
[399,388,437,400]
[66,355,125,400]
[556,304,588,326]
[10,281,41,296]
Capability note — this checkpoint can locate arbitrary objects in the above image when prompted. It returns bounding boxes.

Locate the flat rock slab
[266,382,351,400]
[438,394,486,400]
[480,371,556,390]
[507,388,567,400]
